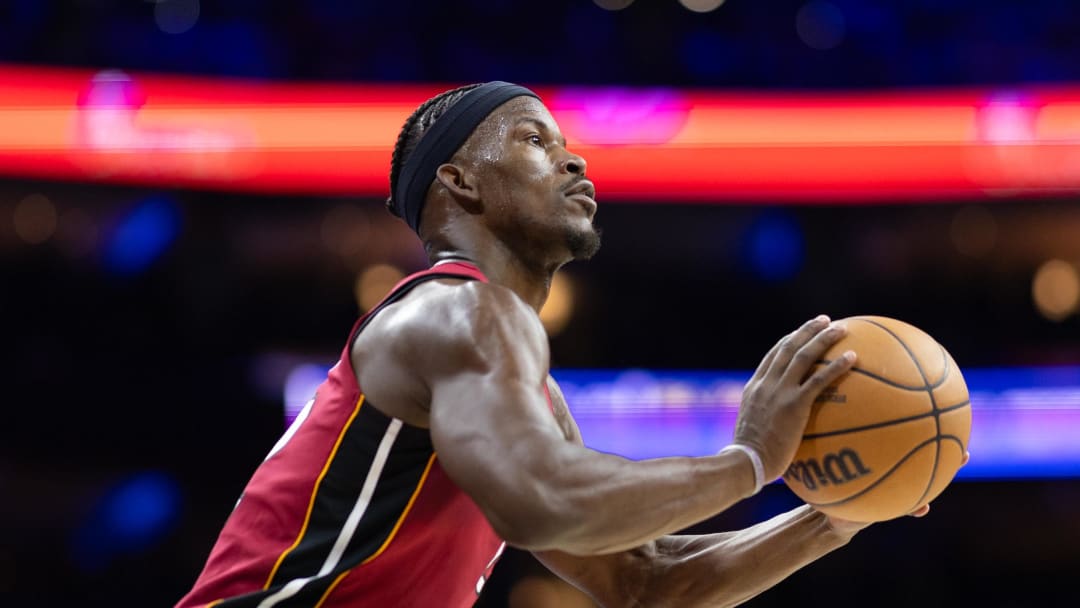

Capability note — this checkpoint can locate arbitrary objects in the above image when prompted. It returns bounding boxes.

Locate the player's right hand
[733,315,856,481]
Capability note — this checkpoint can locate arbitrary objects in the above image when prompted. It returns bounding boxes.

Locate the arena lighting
[281,363,1080,480]
[69,471,182,572]
[3,64,1080,201]
[103,195,182,276]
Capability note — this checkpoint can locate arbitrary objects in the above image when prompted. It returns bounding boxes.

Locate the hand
[897,450,971,520]
[734,315,855,480]
[823,451,970,535]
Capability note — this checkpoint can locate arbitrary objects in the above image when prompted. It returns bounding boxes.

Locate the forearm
[634,505,856,608]
[523,447,756,555]
[432,363,759,555]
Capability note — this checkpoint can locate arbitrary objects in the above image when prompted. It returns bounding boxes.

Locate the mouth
[564,179,597,219]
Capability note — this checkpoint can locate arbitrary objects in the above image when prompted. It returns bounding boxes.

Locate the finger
[909,504,930,517]
[799,349,856,397]
[962,451,970,466]
[763,315,831,382]
[785,320,850,388]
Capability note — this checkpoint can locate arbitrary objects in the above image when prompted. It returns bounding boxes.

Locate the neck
[429,241,561,313]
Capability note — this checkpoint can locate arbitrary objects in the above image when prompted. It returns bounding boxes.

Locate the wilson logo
[783,448,871,490]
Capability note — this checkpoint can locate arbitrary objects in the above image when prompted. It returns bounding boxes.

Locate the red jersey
[177,261,506,608]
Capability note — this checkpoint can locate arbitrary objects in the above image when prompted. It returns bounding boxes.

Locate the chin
[567,225,602,261]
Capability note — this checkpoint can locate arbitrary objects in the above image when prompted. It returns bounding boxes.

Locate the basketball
[782,316,972,522]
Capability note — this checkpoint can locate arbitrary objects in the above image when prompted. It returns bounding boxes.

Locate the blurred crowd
[2,0,1080,88]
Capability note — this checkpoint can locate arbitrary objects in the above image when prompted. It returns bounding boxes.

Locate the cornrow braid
[387,83,484,219]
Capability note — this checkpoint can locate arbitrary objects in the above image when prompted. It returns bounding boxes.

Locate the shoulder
[408,279,546,353]
[351,277,549,424]
[357,278,548,377]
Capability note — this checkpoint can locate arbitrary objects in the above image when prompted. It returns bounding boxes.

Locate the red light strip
[2,64,1080,201]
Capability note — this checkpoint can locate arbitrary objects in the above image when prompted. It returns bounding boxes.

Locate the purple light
[283,363,329,425]
[548,87,691,145]
[975,91,1041,144]
[280,364,1080,479]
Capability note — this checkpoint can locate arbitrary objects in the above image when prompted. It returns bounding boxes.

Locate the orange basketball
[781,316,971,522]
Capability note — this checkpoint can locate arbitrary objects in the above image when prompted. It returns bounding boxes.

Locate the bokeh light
[744,212,805,282]
[540,272,575,336]
[71,472,182,572]
[284,363,329,425]
[355,264,405,312]
[13,194,57,245]
[104,196,181,276]
[154,0,201,35]
[592,0,635,10]
[679,0,727,13]
[1032,259,1080,321]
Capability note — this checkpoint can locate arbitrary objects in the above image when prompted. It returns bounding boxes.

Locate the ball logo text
[783,448,871,490]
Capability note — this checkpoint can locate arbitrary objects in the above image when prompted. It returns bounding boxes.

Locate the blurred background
[3,0,1080,606]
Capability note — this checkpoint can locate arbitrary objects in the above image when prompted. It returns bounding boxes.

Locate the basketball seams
[802,400,969,440]
[815,361,938,391]
[856,318,945,513]
[803,434,967,511]
[932,345,949,387]
[802,435,939,509]
[813,326,952,391]
[791,317,971,521]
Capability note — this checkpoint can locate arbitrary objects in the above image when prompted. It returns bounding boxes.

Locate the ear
[435,163,482,212]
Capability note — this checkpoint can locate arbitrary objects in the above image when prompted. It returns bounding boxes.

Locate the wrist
[719,443,765,496]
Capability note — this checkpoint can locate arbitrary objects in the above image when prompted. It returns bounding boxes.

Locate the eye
[527,134,544,147]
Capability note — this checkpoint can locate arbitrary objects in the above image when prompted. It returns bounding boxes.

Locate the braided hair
[386,83,484,219]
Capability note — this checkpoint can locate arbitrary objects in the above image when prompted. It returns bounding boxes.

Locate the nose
[560,150,588,176]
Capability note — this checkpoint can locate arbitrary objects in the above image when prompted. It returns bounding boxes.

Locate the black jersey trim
[311,453,438,606]
[259,404,434,606]
[262,395,367,589]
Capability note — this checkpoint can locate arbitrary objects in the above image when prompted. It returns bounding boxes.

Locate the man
[178,82,938,608]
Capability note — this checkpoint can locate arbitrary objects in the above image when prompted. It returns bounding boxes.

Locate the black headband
[393,81,540,233]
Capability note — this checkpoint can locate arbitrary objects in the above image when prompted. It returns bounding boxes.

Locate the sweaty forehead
[489,96,555,128]
[460,96,559,154]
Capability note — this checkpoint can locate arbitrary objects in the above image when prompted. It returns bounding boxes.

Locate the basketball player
[177,82,946,608]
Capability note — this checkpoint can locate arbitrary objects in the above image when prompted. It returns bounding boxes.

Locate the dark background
[3,1,1080,606]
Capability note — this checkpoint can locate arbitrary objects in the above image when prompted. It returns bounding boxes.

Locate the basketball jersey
[176,261,507,608]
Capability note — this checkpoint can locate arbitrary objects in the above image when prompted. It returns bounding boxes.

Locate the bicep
[423,287,570,542]
[430,371,566,504]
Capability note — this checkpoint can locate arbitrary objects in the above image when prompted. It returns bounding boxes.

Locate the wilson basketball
[782,316,971,522]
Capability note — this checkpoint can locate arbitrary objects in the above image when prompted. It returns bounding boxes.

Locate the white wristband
[720,444,765,496]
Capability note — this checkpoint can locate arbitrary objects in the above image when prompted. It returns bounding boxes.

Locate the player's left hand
[824,497,933,536]
[907,450,971,517]
[822,450,969,535]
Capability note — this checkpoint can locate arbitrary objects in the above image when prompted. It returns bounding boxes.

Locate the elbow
[474,450,615,553]
[487,502,583,552]
[490,519,557,551]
